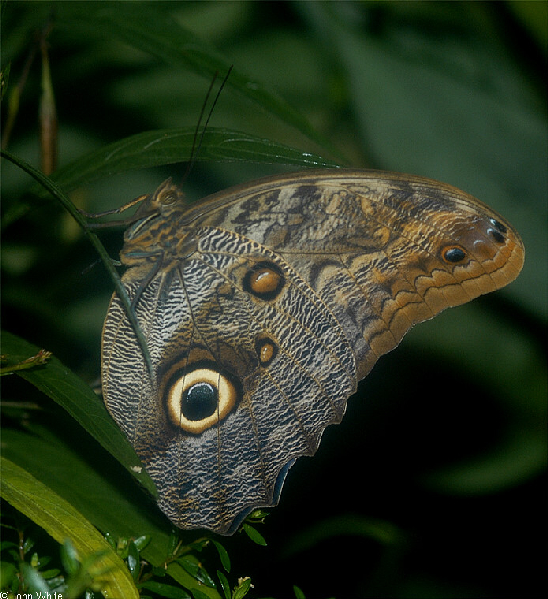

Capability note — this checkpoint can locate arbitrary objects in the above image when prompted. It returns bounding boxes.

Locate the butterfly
[101,168,524,535]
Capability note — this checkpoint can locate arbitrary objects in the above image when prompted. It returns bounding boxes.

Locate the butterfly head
[133,178,185,218]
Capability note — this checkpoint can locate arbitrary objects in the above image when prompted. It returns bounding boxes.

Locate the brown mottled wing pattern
[101,169,524,534]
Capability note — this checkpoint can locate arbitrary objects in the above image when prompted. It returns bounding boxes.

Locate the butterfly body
[102,169,524,534]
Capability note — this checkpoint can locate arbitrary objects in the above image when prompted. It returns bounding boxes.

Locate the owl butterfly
[101,169,524,535]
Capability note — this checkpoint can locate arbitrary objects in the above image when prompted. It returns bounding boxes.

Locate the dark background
[2,2,546,598]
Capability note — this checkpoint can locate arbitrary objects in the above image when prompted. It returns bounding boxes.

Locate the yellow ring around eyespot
[166,368,237,434]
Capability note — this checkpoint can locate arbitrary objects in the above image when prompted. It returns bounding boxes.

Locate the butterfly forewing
[101,169,524,534]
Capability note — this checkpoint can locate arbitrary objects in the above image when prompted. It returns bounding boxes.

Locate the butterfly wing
[102,169,524,534]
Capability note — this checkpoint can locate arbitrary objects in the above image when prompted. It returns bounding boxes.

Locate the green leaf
[0,561,18,591]
[104,533,117,550]
[0,457,140,599]
[189,538,209,553]
[0,541,18,551]
[41,568,61,580]
[178,555,201,578]
[211,540,231,573]
[167,529,182,556]
[56,2,340,157]
[22,537,35,555]
[41,128,340,197]
[126,541,140,581]
[178,555,215,588]
[164,563,221,598]
[216,570,231,599]
[19,562,51,594]
[294,585,306,599]
[1,330,155,496]
[232,577,252,599]
[133,535,152,552]
[242,524,267,547]
[60,538,80,576]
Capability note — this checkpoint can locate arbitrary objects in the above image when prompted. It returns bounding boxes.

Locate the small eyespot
[255,337,278,367]
[487,228,505,244]
[243,262,285,301]
[490,218,507,234]
[165,365,239,433]
[442,245,467,264]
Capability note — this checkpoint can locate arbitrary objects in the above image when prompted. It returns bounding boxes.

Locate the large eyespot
[442,245,467,264]
[243,262,285,301]
[165,364,239,434]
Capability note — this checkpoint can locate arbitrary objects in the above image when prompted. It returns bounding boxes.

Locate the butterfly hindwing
[103,226,357,533]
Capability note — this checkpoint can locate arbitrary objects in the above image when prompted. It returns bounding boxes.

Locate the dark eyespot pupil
[444,247,467,263]
[488,228,505,244]
[490,218,507,234]
[182,382,217,421]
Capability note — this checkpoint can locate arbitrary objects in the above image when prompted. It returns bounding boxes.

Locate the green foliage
[241,525,267,548]
[1,2,546,598]
[1,498,256,598]
[0,528,114,599]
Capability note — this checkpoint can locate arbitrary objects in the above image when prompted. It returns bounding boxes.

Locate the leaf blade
[0,456,139,599]
[56,3,341,157]
[45,128,340,195]
[1,330,155,496]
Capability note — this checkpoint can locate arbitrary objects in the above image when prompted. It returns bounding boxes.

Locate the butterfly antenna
[182,65,233,185]
[78,193,149,228]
